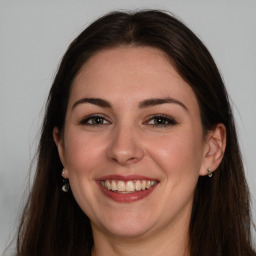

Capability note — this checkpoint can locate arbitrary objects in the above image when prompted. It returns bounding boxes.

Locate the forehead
[69,46,199,111]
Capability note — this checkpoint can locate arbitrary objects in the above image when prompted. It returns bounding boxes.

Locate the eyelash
[79,114,110,126]
[145,114,177,127]
[79,114,177,127]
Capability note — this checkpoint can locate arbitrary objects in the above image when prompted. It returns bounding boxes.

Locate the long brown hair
[16,10,255,256]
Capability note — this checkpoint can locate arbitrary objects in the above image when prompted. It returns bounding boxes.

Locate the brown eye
[146,115,177,127]
[80,115,110,125]
[91,117,104,125]
[154,117,169,125]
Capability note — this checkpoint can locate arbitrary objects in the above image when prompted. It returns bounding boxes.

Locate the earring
[207,168,213,178]
[61,169,70,192]
[62,180,70,192]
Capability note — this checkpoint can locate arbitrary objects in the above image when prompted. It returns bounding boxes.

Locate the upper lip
[96,175,159,181]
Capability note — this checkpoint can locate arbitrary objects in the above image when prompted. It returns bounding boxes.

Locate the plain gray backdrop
[1,0,256,253]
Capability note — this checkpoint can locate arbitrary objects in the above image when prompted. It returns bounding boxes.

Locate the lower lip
[97,182,158,203]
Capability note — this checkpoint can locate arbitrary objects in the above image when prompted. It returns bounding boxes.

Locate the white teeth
[117,181,125,192]
[151,181,157,186]
[141,180,146,190]
[111,180,117,191]
[106,180,111,190]
[126,181,135,192]
[101,179,157,192]
[135,180,142,191]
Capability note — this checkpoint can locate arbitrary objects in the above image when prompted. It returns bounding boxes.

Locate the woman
[16,10,255,256]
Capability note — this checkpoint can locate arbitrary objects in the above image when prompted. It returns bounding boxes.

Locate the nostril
[110,151,143,165]
[111,155,136,164]
[126,157,138,164]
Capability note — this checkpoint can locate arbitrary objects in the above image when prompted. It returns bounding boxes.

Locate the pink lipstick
[96,175,159,203]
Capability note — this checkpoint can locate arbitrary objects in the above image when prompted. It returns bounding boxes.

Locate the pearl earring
[207,168,213,178]
[61,169,70,192]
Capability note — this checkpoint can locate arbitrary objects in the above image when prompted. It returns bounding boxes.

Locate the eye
[80,114,110,125]
[146,114,177,127]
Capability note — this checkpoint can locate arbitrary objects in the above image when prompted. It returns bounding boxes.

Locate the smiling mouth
[100,180,158,193]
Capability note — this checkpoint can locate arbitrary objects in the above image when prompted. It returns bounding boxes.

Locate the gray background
[1,0,255,253]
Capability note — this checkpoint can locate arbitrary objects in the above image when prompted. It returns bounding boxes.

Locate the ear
[199,123,226,176]
[53,127,69,178]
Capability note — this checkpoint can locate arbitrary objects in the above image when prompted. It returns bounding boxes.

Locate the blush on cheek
[65,134,104,170]
[149,136,202,179]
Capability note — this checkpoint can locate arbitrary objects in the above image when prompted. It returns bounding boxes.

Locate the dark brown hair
[16,10,255,256]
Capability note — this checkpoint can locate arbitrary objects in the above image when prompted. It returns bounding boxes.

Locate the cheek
[63,131,108,216]
[146,128,204,179]
[64,130,107,175]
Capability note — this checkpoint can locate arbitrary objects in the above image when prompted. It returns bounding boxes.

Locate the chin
[103,223,153,239]
[93,211,157,239]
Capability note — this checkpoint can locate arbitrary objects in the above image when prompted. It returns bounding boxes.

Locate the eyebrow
[139,97,188,111]
[72,98,111,110]
[72,97,188,111]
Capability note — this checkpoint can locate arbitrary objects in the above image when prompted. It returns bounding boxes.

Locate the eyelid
[79,114,111,125]
[78,113,177,127]
[144,114,177,126]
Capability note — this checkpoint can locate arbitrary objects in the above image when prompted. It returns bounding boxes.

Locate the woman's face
[55,46,211,239]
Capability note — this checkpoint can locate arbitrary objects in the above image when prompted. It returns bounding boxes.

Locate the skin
[54,46,226,256]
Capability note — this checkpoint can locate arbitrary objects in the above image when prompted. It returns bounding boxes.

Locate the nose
[107,124,144,165]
